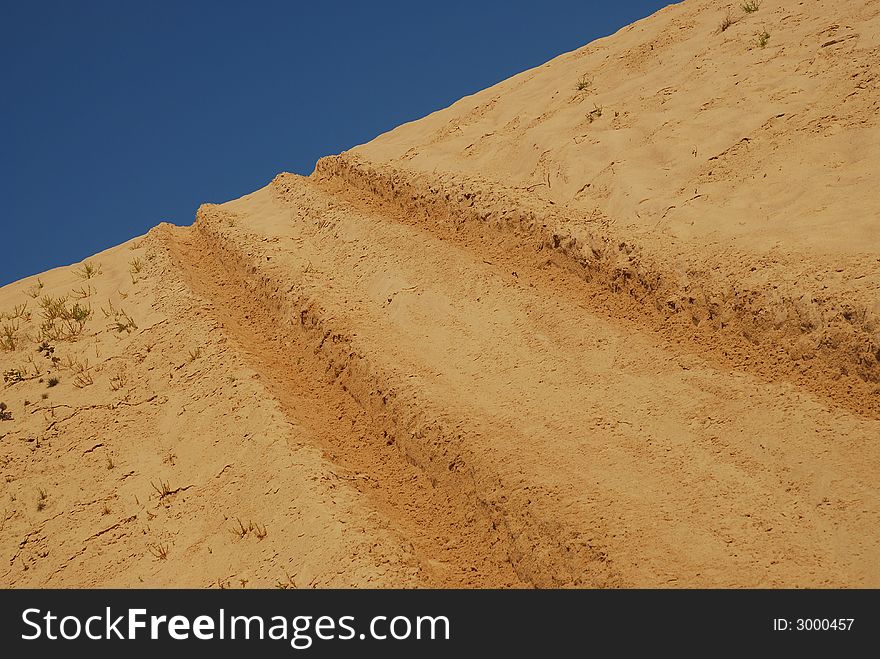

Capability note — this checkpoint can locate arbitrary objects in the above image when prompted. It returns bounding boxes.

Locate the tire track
[164,226,527,588]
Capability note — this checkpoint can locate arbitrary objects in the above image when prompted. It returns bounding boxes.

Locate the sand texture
[2,0,878,587]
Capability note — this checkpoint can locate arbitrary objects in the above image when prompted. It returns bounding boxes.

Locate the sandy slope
[0,239,424,587]
[355,0,880,393]
[2,0,879,587]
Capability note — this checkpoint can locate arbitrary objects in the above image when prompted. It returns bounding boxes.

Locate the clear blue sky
[1,0,668,286]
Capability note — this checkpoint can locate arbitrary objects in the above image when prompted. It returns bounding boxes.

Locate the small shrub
[152,479,172,499]
[741,1,760,12]
[71,285,94,300]
[232,518,268,540]
[188,347,201,362]
[149,543,169,560]
[575,74,592,92]
[1,303,30,321]
[0,322,18,351]
[0,402,12,421]
[76,261,102,279]
[757,30,770,48]
[102,301,137,334]
[72,360,94,388]
[587,105,603,123]
[25,279,44,299]
[107,456,116,470]
[129,258,143,275]
[69,303,91,323]
[47,377,60,388]
[39,295,65,320]
[38,296,92,341]
[719,12,737,32]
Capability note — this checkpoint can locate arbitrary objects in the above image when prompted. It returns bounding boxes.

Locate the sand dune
[2,0,878,587]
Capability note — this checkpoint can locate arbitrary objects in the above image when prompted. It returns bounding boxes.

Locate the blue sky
[1,0,669,285]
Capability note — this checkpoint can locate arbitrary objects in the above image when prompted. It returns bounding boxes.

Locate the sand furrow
[176,173,880,587]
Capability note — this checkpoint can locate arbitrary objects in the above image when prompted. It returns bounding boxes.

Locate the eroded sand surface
[1,0,878,587]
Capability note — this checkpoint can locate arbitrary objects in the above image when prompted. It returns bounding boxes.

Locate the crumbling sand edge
[313,153,880,401]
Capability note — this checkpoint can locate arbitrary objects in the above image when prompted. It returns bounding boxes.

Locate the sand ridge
[2,0,878,587]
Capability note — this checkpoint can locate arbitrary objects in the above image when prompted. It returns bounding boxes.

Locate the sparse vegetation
[232,518,268,540]
[129,258,145,285]
[587,105,604,123]
[575,74,592,92]
[188,347,202,362]
[152,479,172,499]
[39,295,66,319]
[38,295,93,341]
[0,402,12,421]
[741,1,760,13]
[26,353,45,374]
[757,29,770,48]
[719,12,737,32]
[1,303,30,322]
[76,261,102,279]
[1,322,19,351]
[71,285,94,300]
[67,357,94,388]
[37,488,48,511]
[47,377,60,388]
[25,279,45,299]
[102,301,137,334]
[107,456,116,470]
[74,371,93,388]
[148,543,169,560]
[102,503,111,516]
[275,570,298,589]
